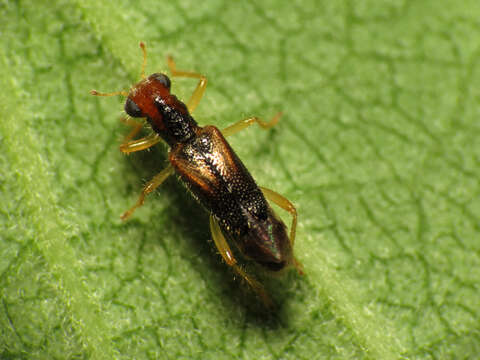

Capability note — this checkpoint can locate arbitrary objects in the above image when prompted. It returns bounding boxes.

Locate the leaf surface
[1,0,479,358]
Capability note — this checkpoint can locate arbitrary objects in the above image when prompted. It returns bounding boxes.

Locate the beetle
[91,43,303,305]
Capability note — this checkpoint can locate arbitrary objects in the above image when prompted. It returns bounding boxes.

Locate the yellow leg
[260,186,303,275]
[209,215,273,307]
[121,117,144,142]
[167,55,207,113]
[119,118,162,154]
[221,112,282,138]
[121,165,175,220]
[120,132,162,154]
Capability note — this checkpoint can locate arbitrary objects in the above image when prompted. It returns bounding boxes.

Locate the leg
[121,165,175,220]
[221,112,282,138]
[120,133,162,154]
[260,186,303,274]
[209,215,273,307]
[167,55,207,113]
[119,118,162,154]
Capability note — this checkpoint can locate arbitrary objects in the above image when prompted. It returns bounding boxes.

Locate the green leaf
[1,0,479,358]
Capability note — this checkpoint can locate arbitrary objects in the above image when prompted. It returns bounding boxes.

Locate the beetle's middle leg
[121,165,175,220]
[221,112,282,138]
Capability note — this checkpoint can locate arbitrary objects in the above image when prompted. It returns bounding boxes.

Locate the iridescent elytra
[91,42,303,305]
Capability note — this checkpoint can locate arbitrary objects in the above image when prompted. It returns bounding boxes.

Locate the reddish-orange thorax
[128,77,171,130]
[126,74,199,146]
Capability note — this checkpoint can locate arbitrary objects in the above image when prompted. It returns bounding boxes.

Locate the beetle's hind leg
[260,187,304,275]
[209,215,273,307]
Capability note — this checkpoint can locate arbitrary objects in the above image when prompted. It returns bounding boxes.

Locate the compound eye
[151,73,171,90]
[124,97,143,117]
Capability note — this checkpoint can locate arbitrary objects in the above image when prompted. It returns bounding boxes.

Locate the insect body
[91,43,302,305]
